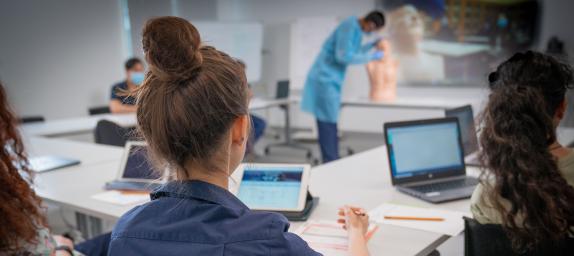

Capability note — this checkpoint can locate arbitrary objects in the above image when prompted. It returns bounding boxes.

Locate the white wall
[0,0,569,128]
[0,0,126,119]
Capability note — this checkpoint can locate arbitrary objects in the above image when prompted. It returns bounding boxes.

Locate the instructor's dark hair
[137,16,248,179]
[364,10,385,28]
[479,51,574,251]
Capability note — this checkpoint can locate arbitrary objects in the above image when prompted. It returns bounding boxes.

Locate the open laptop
[105,141,163,192]
[445,105,480,166]
[384,117,478,203]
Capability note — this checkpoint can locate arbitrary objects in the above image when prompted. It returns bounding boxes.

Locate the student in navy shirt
[109,57,145,113]
[108,17,333,255]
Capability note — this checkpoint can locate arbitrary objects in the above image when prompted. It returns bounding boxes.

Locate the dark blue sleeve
[272,231,323,256]
[110,84,120,100]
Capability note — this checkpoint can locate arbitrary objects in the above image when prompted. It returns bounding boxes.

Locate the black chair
[19,116,45,124]
[88,106,111,115]
[94,120,132,147]
[464,217,574,256]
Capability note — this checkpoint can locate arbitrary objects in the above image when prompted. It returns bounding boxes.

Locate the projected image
[378,0,541,86]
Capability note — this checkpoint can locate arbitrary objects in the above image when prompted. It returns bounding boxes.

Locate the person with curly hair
[471,51,574,252]
[0,81,110,255]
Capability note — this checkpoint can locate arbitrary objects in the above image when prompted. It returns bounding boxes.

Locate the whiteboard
[193,22,263,83]
[289,17,338,90]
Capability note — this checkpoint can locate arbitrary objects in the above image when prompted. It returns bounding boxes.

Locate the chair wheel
[312,158,320,166]
[264,147,270,155]
[306,151,313,159]
[347,148,355,155]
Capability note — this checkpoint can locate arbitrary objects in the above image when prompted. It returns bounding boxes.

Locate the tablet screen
[237,166,304,210]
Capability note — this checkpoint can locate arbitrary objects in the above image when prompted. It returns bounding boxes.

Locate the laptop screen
[122,145,161,180]
[386,120,464,181]
[445,105,479,156]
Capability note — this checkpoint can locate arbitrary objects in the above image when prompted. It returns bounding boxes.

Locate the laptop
[384,117,478,203]
[105,141,163,192]
[275,80,290,99]
[445,105,481,166]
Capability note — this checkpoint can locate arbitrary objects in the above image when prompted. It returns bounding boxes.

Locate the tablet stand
[277,191,319,221]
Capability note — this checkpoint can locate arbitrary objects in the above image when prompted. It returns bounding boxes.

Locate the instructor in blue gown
[301,10,386,163]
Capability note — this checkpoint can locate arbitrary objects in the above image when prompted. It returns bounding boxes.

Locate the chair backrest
[275,80,290,99]
[19,116,45,124]
[94,120,130,147]
[464,217,574,256]
[88,106,111,116]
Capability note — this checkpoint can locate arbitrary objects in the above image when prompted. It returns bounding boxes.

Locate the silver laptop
[383,118,478,203]
[105,141,164,192]
[445,105,481,166]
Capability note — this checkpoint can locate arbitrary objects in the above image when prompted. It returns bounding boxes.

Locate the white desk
[20,98,294,138]
[29,136,469,255]
[20,113,136,138]
[307,145,477,256]
[342,96,479,111]
[25,137,124,166]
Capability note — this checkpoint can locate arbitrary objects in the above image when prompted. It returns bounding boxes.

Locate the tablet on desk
[29,156,81,173]
[233,163,311,212]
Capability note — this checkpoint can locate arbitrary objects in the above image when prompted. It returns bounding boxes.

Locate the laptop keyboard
[409,178,478,193]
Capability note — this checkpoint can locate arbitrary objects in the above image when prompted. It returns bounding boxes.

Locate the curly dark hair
[479,51,574,251]
[0,81,46,253]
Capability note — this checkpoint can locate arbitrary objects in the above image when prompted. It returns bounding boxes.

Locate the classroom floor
[248,128,464,256]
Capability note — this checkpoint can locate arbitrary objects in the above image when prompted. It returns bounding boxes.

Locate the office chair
[88,106,111,115]
[464,217,574,256]
[94,120,132,147]
[19,116,46,124]
[264,80,314,160]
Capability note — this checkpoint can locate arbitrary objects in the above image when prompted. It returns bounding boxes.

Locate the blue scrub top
[301,16,376,123]
[109,180,321,256]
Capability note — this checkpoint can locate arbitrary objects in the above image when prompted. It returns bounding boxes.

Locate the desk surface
[25,137,124,166]
[31,137,475,256]
[342,96,479,111]
[21,98,294,138]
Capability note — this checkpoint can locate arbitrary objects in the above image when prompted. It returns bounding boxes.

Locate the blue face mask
[130,72,145,85]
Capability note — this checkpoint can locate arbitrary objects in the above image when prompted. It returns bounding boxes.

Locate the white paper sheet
[92,190,149,206]
[369,203,470,236]
[296,220,378,256]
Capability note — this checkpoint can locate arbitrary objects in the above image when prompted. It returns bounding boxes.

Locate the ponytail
[479,51,574,251]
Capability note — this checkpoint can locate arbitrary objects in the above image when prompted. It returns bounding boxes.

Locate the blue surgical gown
[301,16,376,123]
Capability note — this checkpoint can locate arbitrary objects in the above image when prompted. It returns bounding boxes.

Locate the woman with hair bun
[107,16,322,255]
[472,51,574,252]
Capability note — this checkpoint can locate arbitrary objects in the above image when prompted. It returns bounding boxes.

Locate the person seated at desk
[108,17,322,255]
[0,81,110,256]
[471,51,574,251]
[109,57,145,113]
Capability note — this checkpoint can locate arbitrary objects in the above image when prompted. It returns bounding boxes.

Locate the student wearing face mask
[109,58,145,113]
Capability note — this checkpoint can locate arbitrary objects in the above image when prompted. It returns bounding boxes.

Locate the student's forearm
[110,102,137,114]
[348,230,370,256]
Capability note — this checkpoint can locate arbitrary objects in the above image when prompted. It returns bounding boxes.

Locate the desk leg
[264,104,314,161]
[75,212,103,239]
